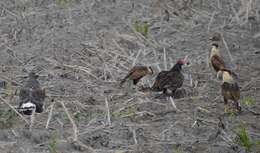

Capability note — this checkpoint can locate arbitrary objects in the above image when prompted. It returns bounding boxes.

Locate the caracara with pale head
[209,43,226,73]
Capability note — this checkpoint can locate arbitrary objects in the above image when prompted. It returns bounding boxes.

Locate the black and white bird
[18,72,45,115]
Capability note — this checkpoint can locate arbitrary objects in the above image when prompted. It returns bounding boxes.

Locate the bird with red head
[152,56,188,95]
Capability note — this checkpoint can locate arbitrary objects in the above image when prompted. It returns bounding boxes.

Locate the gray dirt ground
[0,0,260,153]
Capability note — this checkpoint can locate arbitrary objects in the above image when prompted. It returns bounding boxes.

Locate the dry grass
[0,0,259,152]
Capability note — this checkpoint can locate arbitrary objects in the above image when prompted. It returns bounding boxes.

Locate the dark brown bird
[151,59,186,94]
[18,72,46,115]
[120,66,153,86]
[209,43,226,73]
[221,70,241,112]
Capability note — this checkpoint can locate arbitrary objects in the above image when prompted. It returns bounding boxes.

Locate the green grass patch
[49,132,58,153]
[56,0,73,8]
[241,96,255,106]
[224,106,235,121]
[234,122,252,151]
[255,140,260,152]
[173,149,181,153]
[72,111,106,122]
[133,21,149,38]
[112,105,137,121]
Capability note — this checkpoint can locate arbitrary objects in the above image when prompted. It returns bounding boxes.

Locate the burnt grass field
[0,0,260,153]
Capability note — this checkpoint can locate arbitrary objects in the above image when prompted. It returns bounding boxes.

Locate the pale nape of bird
[151,58,186,95]
[209,43,226,73]
[217,68,238,81]
[18,72,46,115]
[221,70,241,112]
[120,66,153,87]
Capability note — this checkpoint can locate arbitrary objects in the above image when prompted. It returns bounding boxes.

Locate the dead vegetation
[0,0,260,152]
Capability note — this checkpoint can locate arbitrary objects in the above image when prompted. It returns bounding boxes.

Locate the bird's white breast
[21,102,36,109]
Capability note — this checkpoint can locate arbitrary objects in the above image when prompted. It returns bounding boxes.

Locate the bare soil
[0,0,260,153]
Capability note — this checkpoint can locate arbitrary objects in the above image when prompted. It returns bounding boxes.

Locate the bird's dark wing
[211,55,225,72]
[31,88,46,102]
[231,83,240,101]
[18,88,30,107]
[127,66,147,79]
[163,71,184,92]
[221,82,240,101]
[120,66,147,85]
[152,71,184,92]
[151,71,169,91]
[25,78,41,89]
[129,67,148,80]
[221,82,232,100]
[31,89,45,113]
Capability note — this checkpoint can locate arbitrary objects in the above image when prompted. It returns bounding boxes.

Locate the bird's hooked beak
[148,66,154,75]
[183,55,190,66]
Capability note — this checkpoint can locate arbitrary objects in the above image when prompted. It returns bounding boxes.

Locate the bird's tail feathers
[119,78,127,87]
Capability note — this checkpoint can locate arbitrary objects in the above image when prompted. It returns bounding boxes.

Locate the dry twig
[222,35,236,69]
[29,108,36,131]
[105,97,111,126]
[45,102,55,129]
[59,101,78,141]
[163,48,167,70]
[207,11,216,33]
[169,96,178,111]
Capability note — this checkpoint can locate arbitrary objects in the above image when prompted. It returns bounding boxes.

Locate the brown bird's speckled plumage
[221,70,241,112]
[18,72,46,115]
[210,43,226,72]
[120,66,153,86]
[152,59,185,94]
